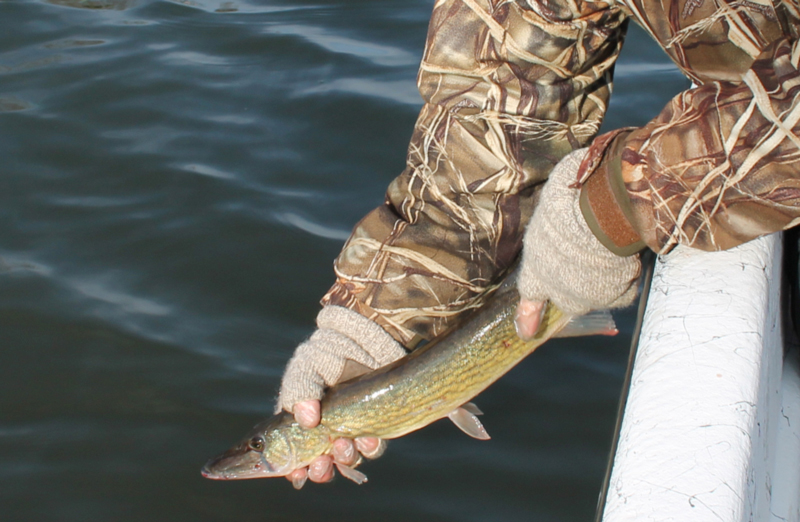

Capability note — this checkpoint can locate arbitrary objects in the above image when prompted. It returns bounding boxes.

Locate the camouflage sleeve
[320,0,628,346]
[580,0,799,254]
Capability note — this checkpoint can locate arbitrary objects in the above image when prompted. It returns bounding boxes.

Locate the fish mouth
[201,447,290,480]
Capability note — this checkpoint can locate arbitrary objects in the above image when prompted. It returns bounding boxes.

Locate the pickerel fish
[202,273,616,485]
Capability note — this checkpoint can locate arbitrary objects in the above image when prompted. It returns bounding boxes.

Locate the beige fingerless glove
[518,148,641,315]
[275,306,407,414]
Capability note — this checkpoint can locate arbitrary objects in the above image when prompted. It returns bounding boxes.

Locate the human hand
[284,400,387,487]
[515,148,641,339]
[275,306,405,488]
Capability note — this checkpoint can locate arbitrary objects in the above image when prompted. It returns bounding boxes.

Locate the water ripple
[177,163,237,180]
[43,0,136,10]
[42,39,107,50]
[159,50,233,67]
[70,278,172,317]
[300,77,421,105]
[275,211,351,241]
[265,24,418,67]
[615,61,683,78]
[165,0,321,15]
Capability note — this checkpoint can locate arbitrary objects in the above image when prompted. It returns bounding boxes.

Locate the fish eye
[247,436,265,452]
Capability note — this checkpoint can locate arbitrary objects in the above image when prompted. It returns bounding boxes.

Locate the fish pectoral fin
[461,402,483,416]
[335,463,368,485]
[554,310,618,338]
[448,407,490,440]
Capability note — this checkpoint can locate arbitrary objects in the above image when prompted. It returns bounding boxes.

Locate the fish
[202,272,616,486]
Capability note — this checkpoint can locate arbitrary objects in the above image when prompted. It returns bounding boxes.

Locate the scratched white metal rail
[597,233,800,522]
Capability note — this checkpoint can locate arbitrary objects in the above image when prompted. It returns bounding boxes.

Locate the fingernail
[515,300,545,340]
[291,470,308,490]
[310,458,330,478]
[356,438,386,459]
[296,409,314,428]
[334,439,355,463]
[294,401,320,429]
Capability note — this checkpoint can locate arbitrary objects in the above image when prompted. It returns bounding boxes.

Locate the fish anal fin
[335,463,368,485]
[554,310,618,338]
[461,402,483,416]
[448,407,490,440]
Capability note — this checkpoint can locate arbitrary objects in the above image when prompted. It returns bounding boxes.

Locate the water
[0,2,690,521]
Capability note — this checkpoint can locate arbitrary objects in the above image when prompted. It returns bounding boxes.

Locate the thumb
[515,299,546,341]
[293,400,321,429]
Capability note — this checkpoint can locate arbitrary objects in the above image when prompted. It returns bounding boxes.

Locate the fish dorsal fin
[554,310,618,338]
[336,463,368,484]
[448,406,490,440]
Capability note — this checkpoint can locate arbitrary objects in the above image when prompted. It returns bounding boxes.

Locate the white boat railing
[597,233,800,522]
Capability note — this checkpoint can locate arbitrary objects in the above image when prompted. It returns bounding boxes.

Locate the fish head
[202,413,305,480]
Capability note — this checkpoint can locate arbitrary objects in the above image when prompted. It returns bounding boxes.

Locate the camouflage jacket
[322,0,800,347]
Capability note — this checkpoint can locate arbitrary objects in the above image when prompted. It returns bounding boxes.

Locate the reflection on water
[0,1,689,521]
[0,96,32,112]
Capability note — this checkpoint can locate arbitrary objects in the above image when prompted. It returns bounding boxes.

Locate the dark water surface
[0,2,689,521]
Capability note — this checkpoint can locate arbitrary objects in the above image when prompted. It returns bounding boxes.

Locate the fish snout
[201,442,292,480]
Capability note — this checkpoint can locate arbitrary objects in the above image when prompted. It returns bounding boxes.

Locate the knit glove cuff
[518,148,641,316]
[276,306,407,413]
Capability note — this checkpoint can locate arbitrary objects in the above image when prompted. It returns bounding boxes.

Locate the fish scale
[319,287,568,439]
